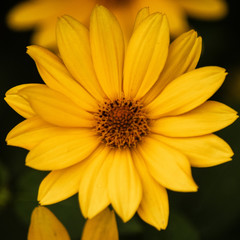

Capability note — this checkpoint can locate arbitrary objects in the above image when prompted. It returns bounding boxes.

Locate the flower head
[5,6,237,230]
[7,0,228,47]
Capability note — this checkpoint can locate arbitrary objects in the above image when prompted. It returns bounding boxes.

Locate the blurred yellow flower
[7,0,228,47]
[5,6,237,230]
[28,206,70,240]
[81,208,119,240]
[28,206,118,240]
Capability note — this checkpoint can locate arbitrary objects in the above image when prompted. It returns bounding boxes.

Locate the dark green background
[0,0,239,239]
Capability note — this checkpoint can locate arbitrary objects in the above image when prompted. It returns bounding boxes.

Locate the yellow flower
[28,206,70,240]
[7,0,228,47]
[28,206,118,240]
[5,6,237,230]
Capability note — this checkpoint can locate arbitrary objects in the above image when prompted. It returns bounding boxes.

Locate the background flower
[28,206,71,240]
[28,206,118,240]
[1,0,240,240]
[6,0,227,47]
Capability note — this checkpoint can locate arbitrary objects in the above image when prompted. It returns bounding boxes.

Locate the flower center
[95,98,150,148]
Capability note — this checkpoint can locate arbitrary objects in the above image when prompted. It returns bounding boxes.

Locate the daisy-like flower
[5,6,237,230]
[7,0,228,47]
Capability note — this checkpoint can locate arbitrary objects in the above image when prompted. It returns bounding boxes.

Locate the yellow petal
[26,129,99,170]
[19,85,94,127]
[27,45,97,111]
[133,7,150,32]
[81,208,119,240]
[162,30,202,83]
[28,206,70,240]
[151,101,238,137]
[30,20,56,48]
[136,0,189,37]
[108,149,142,222]
[38,160,87,205]
[133,150,169,230]
[146,66,227,118]
[154,134,233,168]
[179,0,228,19]
[56,15,105,101]
[156,0,188,37]
[6,117,62,150]
[5,84,37,118]
[123,13,169,99]
[143,30,202,104]
[79,145,111,218]
[90,5,124,100]
[7,1,60,30]
[138,136,198,192]
[106,3,136,44]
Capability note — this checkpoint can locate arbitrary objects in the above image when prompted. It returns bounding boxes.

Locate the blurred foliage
[1,0,240,239]
[0,161,11,210]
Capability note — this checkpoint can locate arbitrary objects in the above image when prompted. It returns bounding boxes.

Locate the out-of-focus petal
[7,1,61,30]
[179,0,228,19]
[28,206,70,240]
[81,208,118,240]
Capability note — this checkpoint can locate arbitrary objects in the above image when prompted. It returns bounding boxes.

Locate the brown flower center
[95,98,150,148]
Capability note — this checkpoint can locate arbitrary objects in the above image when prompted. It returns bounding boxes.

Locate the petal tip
[26,45,41,57]
[56,14,77,30]
[91,4,108,17]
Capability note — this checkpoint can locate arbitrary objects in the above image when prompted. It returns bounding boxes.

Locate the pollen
[94,98,150,148]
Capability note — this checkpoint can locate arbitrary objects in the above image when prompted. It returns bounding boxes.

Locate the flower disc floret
[95,98,150,148]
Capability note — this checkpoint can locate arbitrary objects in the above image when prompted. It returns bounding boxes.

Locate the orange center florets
[95,98,150,148]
